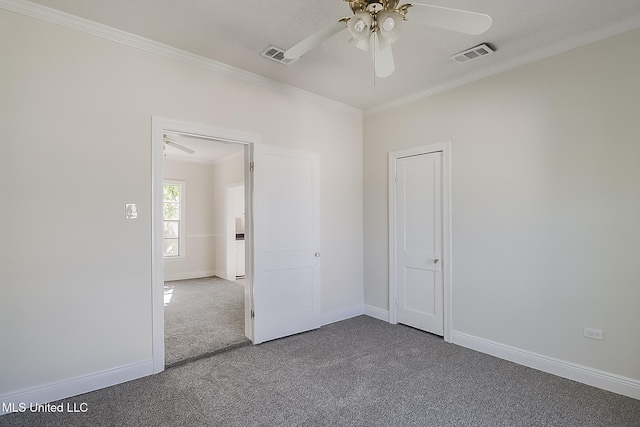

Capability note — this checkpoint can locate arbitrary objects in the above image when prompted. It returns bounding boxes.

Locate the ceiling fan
[284,0,492,78]
[163,134,195,155]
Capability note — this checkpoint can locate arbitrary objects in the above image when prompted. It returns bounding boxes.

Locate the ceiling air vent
[260,45,298,65]
[451,43,495,64]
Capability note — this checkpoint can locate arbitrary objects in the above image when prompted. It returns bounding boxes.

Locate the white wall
[0,8,363,400]
[363,28,640,387]
[163,159,217,281]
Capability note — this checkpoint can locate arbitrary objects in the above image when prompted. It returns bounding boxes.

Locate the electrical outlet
[584,327,603,340]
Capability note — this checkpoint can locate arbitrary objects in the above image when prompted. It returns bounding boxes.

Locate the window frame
[162,180,186,259]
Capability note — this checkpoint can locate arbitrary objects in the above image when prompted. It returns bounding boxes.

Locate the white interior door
[252,144,321,344]
[396,152,443,335]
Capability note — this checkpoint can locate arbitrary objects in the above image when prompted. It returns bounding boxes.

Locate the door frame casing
[151,117,258,373]
[388,141,452,342]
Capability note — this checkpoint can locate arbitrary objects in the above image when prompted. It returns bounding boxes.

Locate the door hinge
[250,162,254,172]
[251,310,255,319]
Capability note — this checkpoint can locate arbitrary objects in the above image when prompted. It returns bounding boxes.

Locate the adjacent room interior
[162,134,249,367]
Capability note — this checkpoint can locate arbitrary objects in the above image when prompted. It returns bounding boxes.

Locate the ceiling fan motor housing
[348,0,399,14]
[366,1,385,13]
[347,0,412,21]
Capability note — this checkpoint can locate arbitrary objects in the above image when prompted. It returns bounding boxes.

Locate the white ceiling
[23,0,640,112]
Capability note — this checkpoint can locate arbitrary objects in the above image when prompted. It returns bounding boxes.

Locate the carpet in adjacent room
[164,276,250,367]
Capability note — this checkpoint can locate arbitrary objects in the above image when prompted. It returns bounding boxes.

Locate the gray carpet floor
[164,276,250,367]
[2,316,639,426]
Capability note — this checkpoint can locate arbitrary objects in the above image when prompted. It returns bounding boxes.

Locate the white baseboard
[163,270,218,281]
[451,331,640,400]
[0,359,154,416]
[321,304,364,326]
[213,270,229,280]
[364,304,389,322]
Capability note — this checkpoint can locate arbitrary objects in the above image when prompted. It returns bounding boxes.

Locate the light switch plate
[125,203,138,220]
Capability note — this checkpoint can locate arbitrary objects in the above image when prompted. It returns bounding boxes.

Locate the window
[163,180,185,258]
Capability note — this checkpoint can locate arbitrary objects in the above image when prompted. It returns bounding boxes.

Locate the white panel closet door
[252,144,321,344]
[396,152,443,335]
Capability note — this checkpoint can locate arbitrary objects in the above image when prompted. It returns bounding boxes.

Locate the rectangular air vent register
[261,45,298,65]
[451,43,494,64]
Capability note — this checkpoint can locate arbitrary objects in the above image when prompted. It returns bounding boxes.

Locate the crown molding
[5,0,640,119]
[0,0,362,118]
[365,14,640,117]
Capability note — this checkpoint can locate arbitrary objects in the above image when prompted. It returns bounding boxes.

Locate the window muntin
[163,181,185,257]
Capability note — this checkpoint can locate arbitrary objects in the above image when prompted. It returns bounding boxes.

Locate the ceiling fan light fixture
[287,1,492,79]
[353,36,371,52]
[377,10,402,46]
[347,12,373,51]
[382,16,394,31]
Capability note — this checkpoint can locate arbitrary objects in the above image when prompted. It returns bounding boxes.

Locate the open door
[252,144,321,344]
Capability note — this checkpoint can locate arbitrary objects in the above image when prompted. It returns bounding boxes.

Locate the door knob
[315,252,321,257]
[433,258,439,264]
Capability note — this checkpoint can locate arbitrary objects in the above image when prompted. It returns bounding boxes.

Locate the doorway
[388,142,452,342]
[162,137,248,366]
[152,118,324,371]
[151,117,258,373]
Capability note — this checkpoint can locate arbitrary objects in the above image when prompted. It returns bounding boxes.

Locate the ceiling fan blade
[373,32,395,78]
[284,20,348,59]
[165,140,195,155]
[408,3,492,35]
